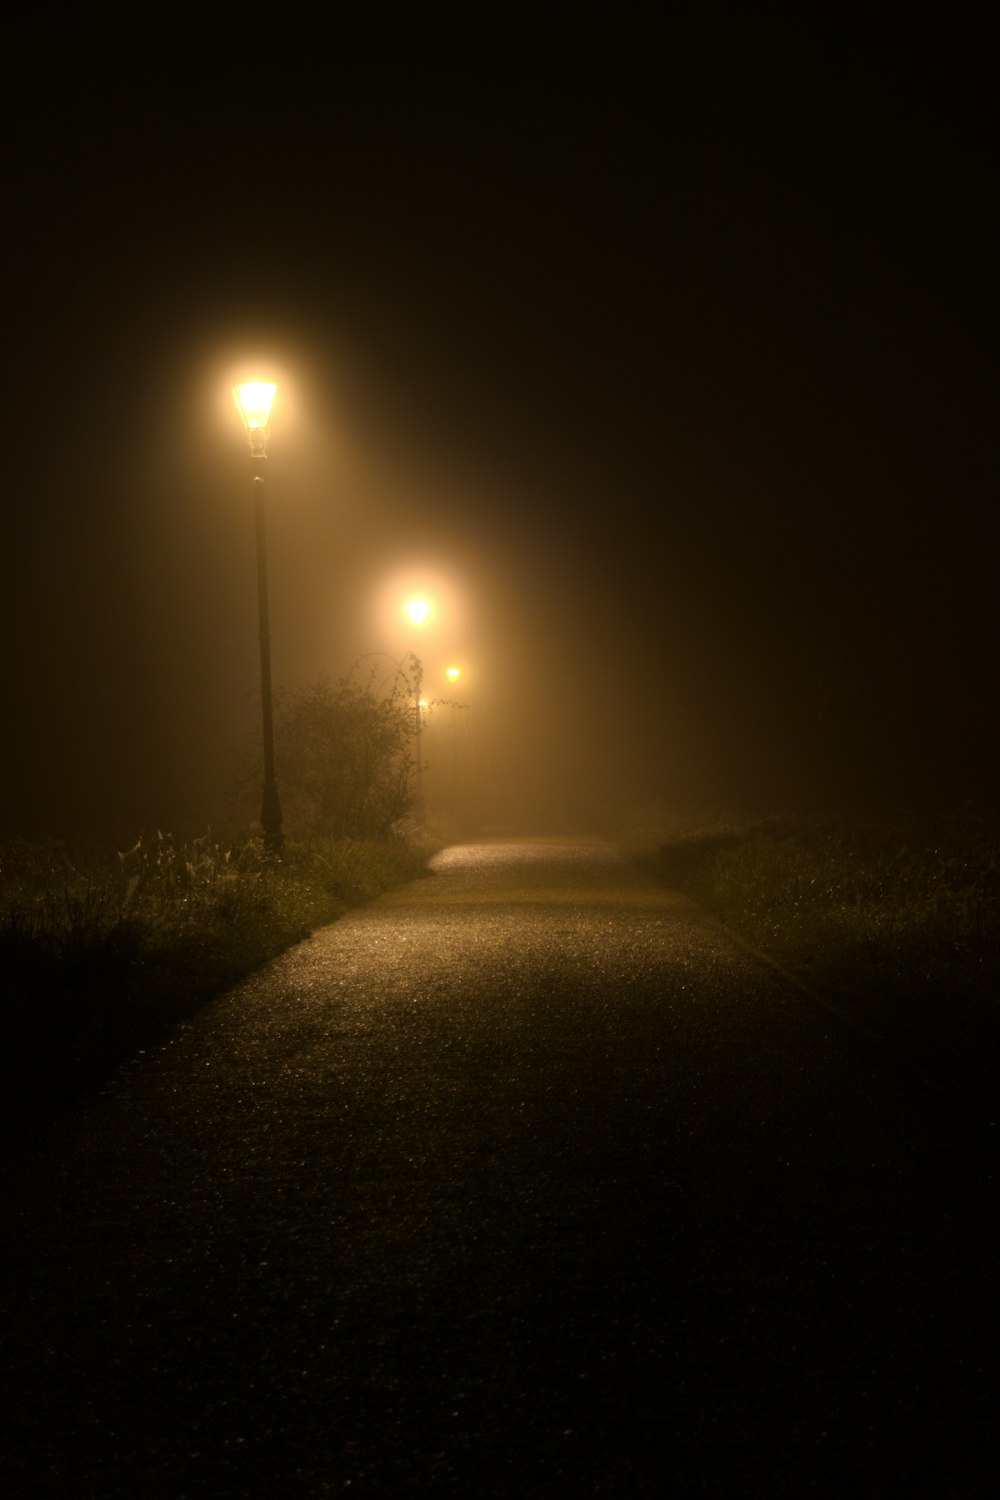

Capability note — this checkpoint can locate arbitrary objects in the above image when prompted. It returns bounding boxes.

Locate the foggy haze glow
[4,10,996,840]
[404,597,432,627]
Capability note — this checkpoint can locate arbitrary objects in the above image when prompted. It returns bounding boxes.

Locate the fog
[4,9,996,842]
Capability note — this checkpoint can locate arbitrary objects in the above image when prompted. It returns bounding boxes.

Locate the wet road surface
[1,837,994,1496]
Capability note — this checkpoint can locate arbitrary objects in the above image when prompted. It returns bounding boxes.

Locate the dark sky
[5,4,997,838]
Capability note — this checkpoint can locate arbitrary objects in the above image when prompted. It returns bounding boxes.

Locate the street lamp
[400,595,435,819]
[233,379,283,855]
[411,656,426,818]
[404,595,432,628]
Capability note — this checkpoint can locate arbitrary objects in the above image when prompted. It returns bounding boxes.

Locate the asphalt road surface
[1,837,994,1496]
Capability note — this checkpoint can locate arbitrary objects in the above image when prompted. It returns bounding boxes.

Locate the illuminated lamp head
[233,381,277,455]
[405,596,432,627]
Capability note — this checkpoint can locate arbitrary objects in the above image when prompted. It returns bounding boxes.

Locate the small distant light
[405,596,432,627]
[446,666,461,681]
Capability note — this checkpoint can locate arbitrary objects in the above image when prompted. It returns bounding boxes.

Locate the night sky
[5,5,997,839]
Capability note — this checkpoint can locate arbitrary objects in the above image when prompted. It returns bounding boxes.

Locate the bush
[244,665,418,842]
[644,810,1000,1077]
[0,825,430,1142]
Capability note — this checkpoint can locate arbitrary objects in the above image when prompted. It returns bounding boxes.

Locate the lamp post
[411,655,426,819]
[233,380,283,855]
[403,596,433,819]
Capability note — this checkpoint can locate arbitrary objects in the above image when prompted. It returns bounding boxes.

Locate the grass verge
[1,829,432,1143]
[638,809,1000,1091]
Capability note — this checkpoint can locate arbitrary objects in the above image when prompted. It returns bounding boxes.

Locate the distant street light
[405,596,432,628]
[233,380,283,855]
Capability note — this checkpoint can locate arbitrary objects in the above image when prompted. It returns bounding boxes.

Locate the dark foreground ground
[1,837,995,1496]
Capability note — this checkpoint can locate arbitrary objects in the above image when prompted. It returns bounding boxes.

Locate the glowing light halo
[404,595,433,628]
[371,566,468,666]
[233,381,277,431]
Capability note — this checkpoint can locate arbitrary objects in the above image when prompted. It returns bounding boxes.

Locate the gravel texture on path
[1,837,994,1496]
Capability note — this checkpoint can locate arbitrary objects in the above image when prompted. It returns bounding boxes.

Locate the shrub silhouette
[266,665,417,842]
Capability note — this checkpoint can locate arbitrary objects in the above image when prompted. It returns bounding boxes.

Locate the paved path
[1,838,994,1496]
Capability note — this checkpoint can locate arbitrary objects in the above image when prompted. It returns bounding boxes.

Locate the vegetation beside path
[637,808,1000,1088]
[0,830,432,1142]
[7,792,997,1147]
[0,667,437,1144]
